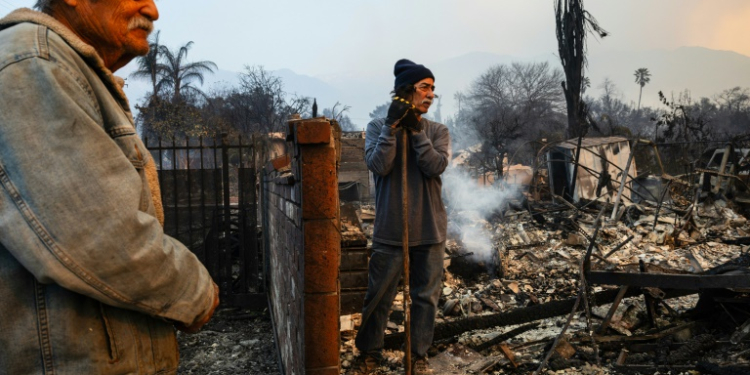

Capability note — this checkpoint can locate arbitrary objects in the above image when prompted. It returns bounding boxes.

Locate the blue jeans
[355,241,445,357]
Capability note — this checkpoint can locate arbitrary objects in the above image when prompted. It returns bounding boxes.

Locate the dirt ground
[178,307,280,375]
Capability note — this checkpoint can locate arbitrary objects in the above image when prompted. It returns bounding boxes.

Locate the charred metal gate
[145,134,265,308]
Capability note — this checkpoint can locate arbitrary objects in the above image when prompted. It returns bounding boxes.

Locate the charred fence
[144,134,264,308]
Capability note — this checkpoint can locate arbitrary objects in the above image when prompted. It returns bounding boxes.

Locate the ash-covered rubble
[178,307,280,375]
[340,177,750,374]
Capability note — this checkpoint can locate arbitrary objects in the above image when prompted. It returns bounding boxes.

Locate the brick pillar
[292,119,341,374]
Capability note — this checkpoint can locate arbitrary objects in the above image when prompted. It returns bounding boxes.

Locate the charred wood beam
[640,261,659,328]
[582,206,606,273]
[505,242,546,251]
[652,179,674,231]
[696,362,750,375]
[382,288,694,349]
[666,333,716,364]
[722,237,750,245]
[714,297,750,304]
[600,235,634,261]
[471,322,540,352]
[580,207,606,365]
[587,271,750,289]
[613,364,700,374]
[730,317,750,344]
[597,286,628,334]
[585,321,696,343]
[626,342,685,353]
[706,253,750,274]
[444,252,475,260]
[552,193,581,213]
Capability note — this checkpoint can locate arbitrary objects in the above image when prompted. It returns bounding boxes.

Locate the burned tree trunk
[555,0,607,138]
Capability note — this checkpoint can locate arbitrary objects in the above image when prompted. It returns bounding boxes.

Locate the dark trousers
[355,241,445,357]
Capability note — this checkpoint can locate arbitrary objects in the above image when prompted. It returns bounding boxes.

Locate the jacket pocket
[109,126,147,169]
[99,303,121,363]
[146,316,180,372]
[109,126,153,212]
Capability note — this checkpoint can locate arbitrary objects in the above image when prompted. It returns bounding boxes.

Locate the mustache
[128,16,154,34]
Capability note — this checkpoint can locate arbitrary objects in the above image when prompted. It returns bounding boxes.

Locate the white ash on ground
[178,307,279,375]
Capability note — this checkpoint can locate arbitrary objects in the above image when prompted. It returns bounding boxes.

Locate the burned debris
[340,136,750,374]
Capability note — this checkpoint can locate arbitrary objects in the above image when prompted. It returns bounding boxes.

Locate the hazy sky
[2,1,750,123]
[2,0,749,75]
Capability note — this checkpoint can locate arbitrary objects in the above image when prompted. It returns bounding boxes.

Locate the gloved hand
[385,96,420,132]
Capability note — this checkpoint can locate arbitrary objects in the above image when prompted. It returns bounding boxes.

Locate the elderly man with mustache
[355,59,451,375]
[0,1,218,374]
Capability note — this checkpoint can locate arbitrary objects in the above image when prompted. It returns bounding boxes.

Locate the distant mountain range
[120,46,750,130]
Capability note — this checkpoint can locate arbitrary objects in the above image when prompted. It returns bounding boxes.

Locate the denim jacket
[0,9,216,375]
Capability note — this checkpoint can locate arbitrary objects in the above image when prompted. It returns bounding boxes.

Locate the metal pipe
[568,135,585,201]
[172,137,179,241]
[714,144,732,194]
[652,179,673,231]
[546,157,663,203]
[610,139,639,221]
[199,136,206,262]
[186,135,193,251]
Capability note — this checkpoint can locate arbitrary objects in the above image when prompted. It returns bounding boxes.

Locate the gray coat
[0,9,215,375]
[365,117,451,246]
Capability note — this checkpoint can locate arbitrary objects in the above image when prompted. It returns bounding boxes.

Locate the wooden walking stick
[402,126,412,375]
[391,96,415,374]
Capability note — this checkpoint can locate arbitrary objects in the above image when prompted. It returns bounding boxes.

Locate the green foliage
[634,67,651,110]
[155,41,217,103]
[634,68,651,88]
[130,31,163,98]
[135,96,228,141]
[130,34,219,139]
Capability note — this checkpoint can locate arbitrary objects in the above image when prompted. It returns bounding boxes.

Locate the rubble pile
[340,192,750,374]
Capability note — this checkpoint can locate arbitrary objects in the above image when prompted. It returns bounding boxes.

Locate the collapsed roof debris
[340,136,750,374]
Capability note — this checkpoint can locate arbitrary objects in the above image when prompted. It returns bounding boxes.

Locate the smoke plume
[442,166,520,264]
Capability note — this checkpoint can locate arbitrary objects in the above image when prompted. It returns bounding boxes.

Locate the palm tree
[130,30,163,101]
[156,41,217,103]
[634,67,651,110]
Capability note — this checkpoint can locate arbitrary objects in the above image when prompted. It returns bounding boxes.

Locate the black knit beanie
[393,59,434,89]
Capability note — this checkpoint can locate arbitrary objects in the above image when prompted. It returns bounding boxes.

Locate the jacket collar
[0,8,130,108]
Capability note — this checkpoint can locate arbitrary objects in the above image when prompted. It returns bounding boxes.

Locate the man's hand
[175,281,220,334]
[386,97,420,132]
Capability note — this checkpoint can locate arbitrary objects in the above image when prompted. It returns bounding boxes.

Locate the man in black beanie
[355,59,451,374]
